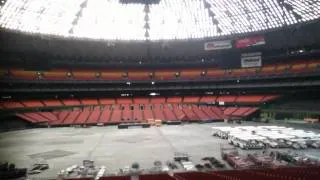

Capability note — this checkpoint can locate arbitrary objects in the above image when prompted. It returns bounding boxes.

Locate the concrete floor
[0,122,320,179]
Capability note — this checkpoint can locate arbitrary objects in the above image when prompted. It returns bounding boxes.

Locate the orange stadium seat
[246,68,258,75]
[180,69,202,79]
[143,109,154,121]
[231,68,247,76]
[223,107,239,115]
[182,106,200,121]
[150,97,166,103]
[231,107,251,116]
[63,99,81,106]
[217,95,237,102]
[86,106,101,124]
[99,98,116,105]
[167,96,182,103]
[243,107,259,116]
[80,98,98,105]
[110,109,122,123]
[133,97,149,104]
[99,107,112,124]
[154,70,177,80]
[192,106,210,120]
[261,95,279,102]
[306,61,320,70]
[74,108,91,124]
[10,69,37,80]
[62,110,81,125]
[291,62,307,73]
[183,96,200,103]
[43,70,68,80]
[236,95,264,103]
[132,105,144,122]
[38,112,58,121]
[275,64,290,74]
[4,101,25,108]
[163,106,178,121]
[259,65,276,75]
[206,69,225,77]
[199,96,217,103]
[42,100,63,107]
[21,100,44,107]
[202,107,223,120]
[116,98,132,104]
[72,71,97,80]
[100,71,124,80]
[128,71,150,80]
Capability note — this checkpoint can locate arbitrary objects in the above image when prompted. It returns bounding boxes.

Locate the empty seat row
[3,61,320,81]
[2,95,279,109]
[18,105,257,125]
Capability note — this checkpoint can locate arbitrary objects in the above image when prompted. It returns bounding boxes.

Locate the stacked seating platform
[16,104,259,126]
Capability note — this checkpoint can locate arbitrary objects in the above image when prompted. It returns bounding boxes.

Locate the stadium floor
[0,122,320,179]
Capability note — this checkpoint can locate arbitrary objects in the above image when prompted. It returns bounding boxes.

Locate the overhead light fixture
[149,92,159,96]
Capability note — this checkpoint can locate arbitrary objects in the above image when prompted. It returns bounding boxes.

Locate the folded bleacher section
[1,95,278,109]
[16,104,259,126]
[8,95,276,126]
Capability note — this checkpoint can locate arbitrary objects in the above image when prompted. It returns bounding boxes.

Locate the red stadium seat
[133,97,149,104]
[63,99,81,106]
[80,98,98,105]
[223,107,239,115]
[62,110,81,125]
[217,95,237,102]
[42,100,63,107]
[21,100,44,107]
[116,98,132,104]
[236,95,265,103]
[199,96,217,103]
[143,109,154,121]
[4,101,25,108]
[167,96,182,103]
[99,107,112,124]
[150,97,166,103]
[74,108,91,124]
[86,106,101,124]
[110,110,122,123]
[99,98,116,105]
[183,96,200,103]
[163,107,178,121]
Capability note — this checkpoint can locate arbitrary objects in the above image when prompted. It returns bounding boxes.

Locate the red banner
[236,36,265,48]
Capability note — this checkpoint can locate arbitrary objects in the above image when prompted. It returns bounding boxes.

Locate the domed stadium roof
[0,0,319,41]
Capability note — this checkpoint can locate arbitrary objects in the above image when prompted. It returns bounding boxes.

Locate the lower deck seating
[17,104,259,125]
[2,95,279,109]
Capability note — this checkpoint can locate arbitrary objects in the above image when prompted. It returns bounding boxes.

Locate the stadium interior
[0,0,320,179]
